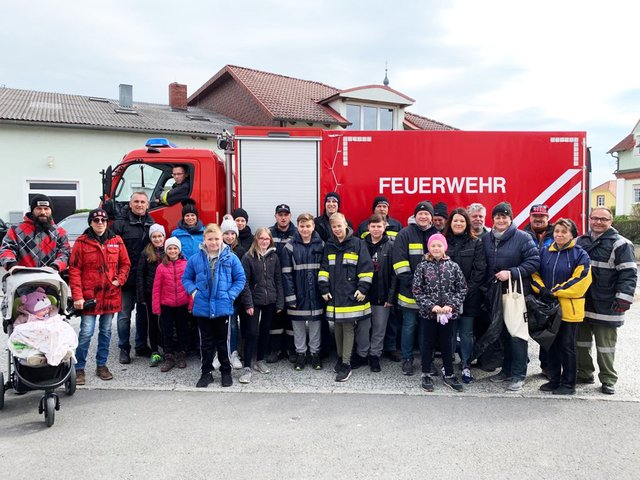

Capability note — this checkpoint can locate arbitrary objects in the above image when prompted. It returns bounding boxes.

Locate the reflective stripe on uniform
[596,346,616,353]
[408,243,423,255]
[616,292,635,303]
[616,262,637,270]
[285,295,296,303]
[327,303,372,319]
[294,263,320,270]
[397,294,417,309]
[576,341,593,348]
[281,266,293,273]
[590,260,613,269]
[394,260,411,274]
[328,254,336,266]
[386,231,398,238]
[358,272,373,283]
[288,308,325,317]
[318,270,329,282]
[584,311,623,322]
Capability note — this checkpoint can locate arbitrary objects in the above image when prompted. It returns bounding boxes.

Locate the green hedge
[613,218,640,243]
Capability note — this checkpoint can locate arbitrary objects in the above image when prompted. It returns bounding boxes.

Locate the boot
[161,353,176,372]
[176,351,187,369]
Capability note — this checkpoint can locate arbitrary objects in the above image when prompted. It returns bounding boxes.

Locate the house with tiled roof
[590,180,617,212]
[0,84,237,221]
[188,64,456,131]
[608,118,640,215]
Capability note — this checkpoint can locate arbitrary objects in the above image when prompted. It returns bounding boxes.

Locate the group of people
[1,182,636,394]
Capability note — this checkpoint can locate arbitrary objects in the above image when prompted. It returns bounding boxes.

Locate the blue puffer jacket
[171,220,205,260]
[483,224,540,293]
[182,243,246,319]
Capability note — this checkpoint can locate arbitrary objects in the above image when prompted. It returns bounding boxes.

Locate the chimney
[119,84,133,108]
[169,82,188,111]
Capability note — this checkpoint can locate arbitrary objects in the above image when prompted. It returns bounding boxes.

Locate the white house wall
[0,124,220,220]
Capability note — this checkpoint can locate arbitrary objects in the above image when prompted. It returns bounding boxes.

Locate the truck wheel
[44,396,56,427]
[65,364,76,396]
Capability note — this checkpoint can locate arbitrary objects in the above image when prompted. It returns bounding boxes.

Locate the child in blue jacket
[183,223,246,388]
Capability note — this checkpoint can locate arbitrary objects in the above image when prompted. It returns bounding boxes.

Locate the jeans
[76,314,113,370]
[500,325,528,381]
[400,307,424,361]
[452,316,474,368]
[117,287,147,352]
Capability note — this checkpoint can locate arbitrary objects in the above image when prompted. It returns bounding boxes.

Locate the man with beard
[524,204,554,250]
[0,194,70,272]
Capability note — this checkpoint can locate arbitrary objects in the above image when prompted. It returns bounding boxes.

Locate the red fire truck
[101,127,589,233]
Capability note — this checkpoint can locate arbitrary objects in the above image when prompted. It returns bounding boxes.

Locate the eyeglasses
[257,237,271,241]
[589,216,612,223]
[92,218,107,224]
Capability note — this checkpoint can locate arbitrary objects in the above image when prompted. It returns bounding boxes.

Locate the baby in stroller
[8,287,77,366]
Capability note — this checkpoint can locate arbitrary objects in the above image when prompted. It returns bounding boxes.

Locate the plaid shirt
[0,215,70,271]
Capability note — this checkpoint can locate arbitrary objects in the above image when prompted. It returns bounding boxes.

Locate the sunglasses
[91,218,108,224]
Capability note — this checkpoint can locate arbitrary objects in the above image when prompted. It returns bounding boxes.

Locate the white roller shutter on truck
[237,137,320,230]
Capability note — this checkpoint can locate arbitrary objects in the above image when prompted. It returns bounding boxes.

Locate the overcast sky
[3,0,639,186]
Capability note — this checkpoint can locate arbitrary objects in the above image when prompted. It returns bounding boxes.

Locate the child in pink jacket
[152,237,191,372]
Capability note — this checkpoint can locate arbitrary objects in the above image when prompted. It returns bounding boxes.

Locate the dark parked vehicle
[57,212,89,248]
[0,218,9,244]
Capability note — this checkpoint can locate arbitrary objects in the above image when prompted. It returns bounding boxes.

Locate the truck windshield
[114,163,168,204]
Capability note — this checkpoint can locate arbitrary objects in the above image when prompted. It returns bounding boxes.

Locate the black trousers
[421,316,454,376]
[242,304,275,367]
[159,304,190,355]
[547,322,578,388]
[197,316,231,375]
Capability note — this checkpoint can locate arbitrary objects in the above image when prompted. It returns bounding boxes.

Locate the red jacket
[0,214,70,271]
[152,257,191,314]
[69,231,131,315]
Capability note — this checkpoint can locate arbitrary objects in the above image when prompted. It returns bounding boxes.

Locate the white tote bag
[502,271,529,341]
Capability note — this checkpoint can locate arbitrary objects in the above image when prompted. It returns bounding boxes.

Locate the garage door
[237,138,319,230]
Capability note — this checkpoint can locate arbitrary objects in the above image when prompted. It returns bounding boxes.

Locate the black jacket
[241,247,284,310]
[356,216,403,239]
[446,233,487,316]
[238,226,254,252]
[483,224,540,294]
[270,222,297,257]
[111,208,155,289]
[136,247,164,302]
[364,233,397,305]
[313,213,353,242]
[577,228,637,327]
[281,231,325,321]
[163,180,191,206]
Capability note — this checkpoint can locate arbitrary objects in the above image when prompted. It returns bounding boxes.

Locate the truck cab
[101,138,227,232]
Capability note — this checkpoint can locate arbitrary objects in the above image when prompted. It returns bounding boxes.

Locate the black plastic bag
[472,279,504,362]
[526,295,562,351]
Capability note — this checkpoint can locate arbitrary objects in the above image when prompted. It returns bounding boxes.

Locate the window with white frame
[633,186,640,203]
[596,195,605,206]
[346,104,395,130]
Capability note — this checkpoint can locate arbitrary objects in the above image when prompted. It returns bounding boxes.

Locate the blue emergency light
[145,138,178,148]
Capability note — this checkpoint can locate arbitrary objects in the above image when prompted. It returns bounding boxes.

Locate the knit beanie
[149,223,166,238]
[428,233,448,252]
[413,201,434,217]
[371,195,390,212]
[433,202,449,219]
[181,199,198,218]
[492,202,513,219]
[87,208,108,225]
[21,287,52,315]
[324,192,341,208]
[30,194,53,212]
[220,217,239,236]
[164,237,182,252]
[232,207,249,222]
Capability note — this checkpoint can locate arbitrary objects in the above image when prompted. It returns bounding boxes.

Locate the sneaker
[461,367,474,384]
[601,383,615,395]
[351,354,368,370]
[294,353,306,371]
[384,350,402,363]
[213,353,221,371]
[221,372,233,387]
[334,356,343,373]
[553,385,575,395]
[577,375,595,384]
[119,348,131,365]
[265,352,280,364]
[506,379,525,391]
[443,374,463,392]
[368,355,381,373]
[135,346,152,358]
[230,351,243,369]
[489,372,512,383]
[161,353,176,372]
[253,360,271,374]
[539,381,559,392]
[96,366,113,381]
[402,359,415,376]
[149,352,162,367]
[196,372,213,388]
[311,353,322,370]
[288,351,298,364]
[76,369,86,386]
[176,351,187,369]
[239,367,252,384]
[421,374,434,392]
[335,363,352,382]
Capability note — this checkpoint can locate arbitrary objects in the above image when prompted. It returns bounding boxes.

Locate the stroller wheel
[0,372,4,410]
[65,363,76,396]
[44,395,57,427]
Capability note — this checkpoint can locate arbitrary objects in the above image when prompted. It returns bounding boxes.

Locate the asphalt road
[1,389,639,480]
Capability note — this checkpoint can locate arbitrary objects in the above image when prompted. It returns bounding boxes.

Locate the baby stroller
[1,267,76,427]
